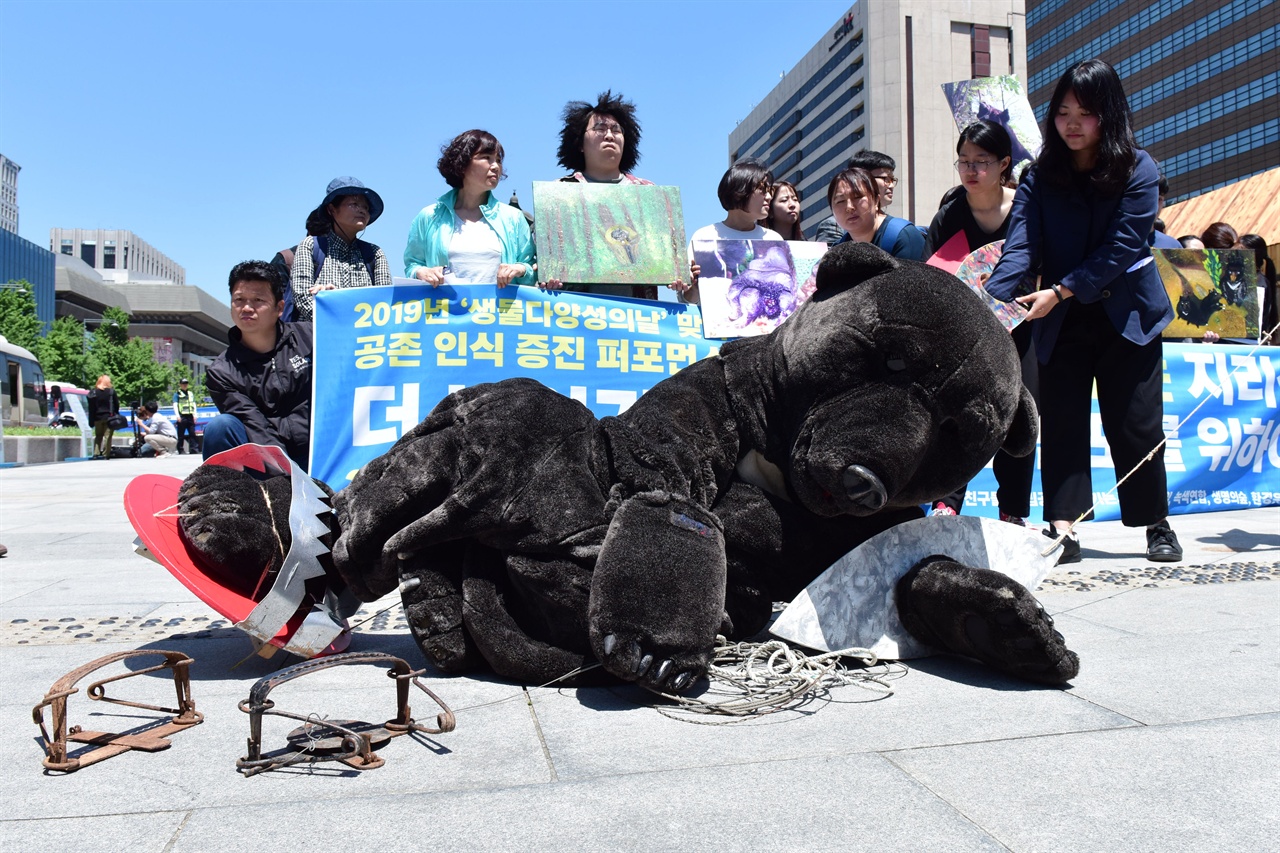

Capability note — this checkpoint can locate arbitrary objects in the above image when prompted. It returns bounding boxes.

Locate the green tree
[84,307,180,404]
[36,316,88,385]
[0,280,40,351]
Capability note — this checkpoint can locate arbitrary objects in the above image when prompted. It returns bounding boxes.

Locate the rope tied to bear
[646,637,903,724]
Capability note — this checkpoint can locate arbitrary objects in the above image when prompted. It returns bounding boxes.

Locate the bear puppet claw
[895,557,1080,685]
[589,492,727,693]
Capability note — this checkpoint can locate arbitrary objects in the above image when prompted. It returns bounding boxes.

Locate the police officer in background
[173,378,200,455]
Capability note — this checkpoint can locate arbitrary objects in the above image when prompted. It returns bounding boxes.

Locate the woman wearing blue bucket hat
[291,177,393,320]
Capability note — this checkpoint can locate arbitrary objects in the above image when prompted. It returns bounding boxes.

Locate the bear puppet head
[721,241,1037,517]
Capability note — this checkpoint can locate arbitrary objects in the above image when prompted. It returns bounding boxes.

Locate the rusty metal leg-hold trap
[33,649,203,773]
[236,651,456,776]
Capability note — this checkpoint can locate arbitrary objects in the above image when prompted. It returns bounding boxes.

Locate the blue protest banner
[964,343,1279,521]
[313,288,1279,518]
[311,283,714,486]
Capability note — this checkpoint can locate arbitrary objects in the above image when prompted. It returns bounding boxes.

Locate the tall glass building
[729,2,1028,234]
[1027,0,1279,203]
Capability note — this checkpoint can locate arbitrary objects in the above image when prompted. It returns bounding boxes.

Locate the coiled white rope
[646,637,906,725]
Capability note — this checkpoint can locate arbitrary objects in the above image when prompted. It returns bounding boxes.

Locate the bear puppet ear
[813,242,898,295]
[1001,384,1039,458]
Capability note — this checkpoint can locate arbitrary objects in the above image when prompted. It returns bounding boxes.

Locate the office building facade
[0,155,19,235]
[0,228,56,333]
[729,1,1028,234]
[1026,0,1280,203]
[49,228,186,286]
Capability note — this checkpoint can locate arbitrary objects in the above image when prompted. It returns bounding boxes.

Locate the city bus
[1,335,47,428]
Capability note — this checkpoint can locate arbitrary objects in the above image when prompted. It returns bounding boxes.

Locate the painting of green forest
[532,182,687,286]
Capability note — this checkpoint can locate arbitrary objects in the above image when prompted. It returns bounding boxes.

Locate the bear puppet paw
[588,492,727,694]
[895,557,1080,685]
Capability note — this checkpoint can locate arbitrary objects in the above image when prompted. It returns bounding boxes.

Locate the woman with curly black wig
[405,129,536,288]
[986,59,1181,564]
[556,90,650,186]
[549,91,690,299]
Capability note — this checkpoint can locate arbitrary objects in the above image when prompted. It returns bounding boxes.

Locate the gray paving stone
[165,752,1006,853]
[530,664,1136,781]
[1,810,188,853]
[2,449,1277,850]
[886,713,1280,852]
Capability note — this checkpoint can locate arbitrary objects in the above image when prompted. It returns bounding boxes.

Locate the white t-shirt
[685,222,786,304]
[444,218,504,284]
[688,221,784,249]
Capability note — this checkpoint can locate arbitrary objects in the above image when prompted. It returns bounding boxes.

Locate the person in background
[764,180,806,241]
[852,150,898,212]
[1150,175,1180,248]
[405,129,535,289]
[1194,222,1248,344]
[1178,235,1205,249]
[136,401,178,458]
[827,167,892,251]
[204,261,313,468]
[1237,234,1278,342]
[823,162,924,260]
[675,158,783,305]
[290,177,393,320]
[172,378,199,455]
[1200,222,1238,250]
[985,58,1181,564]
[85,374,120,460]
[923,120,1034,525]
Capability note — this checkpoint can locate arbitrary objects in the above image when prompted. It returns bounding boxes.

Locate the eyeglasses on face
[588,121,624,136]
[872,173,898,186]
[954,159,998,173]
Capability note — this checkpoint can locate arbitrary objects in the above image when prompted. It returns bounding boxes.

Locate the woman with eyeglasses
[924,120,1016,259]
[676,158,783,306]
[549,90,683,299]
[985,59,1181,565]
[922,120,1034,525]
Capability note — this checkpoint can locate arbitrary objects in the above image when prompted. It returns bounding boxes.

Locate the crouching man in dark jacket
[203,261,313,468]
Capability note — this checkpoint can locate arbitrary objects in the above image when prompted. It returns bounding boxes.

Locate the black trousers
[176,415,199,454]
[1039,300,1168,527]
[938,322,1039,516]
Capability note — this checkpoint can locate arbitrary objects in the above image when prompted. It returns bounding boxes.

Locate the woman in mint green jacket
[405,129,536,287]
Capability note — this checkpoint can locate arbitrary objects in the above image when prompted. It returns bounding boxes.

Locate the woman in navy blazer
[985,59,1181,564]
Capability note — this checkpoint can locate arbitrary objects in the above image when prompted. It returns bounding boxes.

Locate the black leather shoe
[1043,528,1081,564]
[1146,520,1183,562]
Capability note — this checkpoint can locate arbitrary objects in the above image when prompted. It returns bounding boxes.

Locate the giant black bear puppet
[179,243,1079,692]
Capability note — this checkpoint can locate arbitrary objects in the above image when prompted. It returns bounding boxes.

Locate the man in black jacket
[203,261,313,468]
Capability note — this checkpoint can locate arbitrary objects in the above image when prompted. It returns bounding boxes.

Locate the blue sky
[1,0,854,304]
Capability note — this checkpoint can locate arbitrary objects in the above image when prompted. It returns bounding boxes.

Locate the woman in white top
[404,129,536,288]
[675,158,783,304]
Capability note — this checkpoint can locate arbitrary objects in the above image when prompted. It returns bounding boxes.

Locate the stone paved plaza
[1,454,1277,852]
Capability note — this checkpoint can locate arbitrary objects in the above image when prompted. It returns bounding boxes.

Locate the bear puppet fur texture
[178,242,1079,692]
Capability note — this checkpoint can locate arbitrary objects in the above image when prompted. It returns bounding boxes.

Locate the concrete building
[0,154,19,235]
[729,1,1027,234]
[1026,0,1279,204]
[49,228,186,286]
[53,254,229,384]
